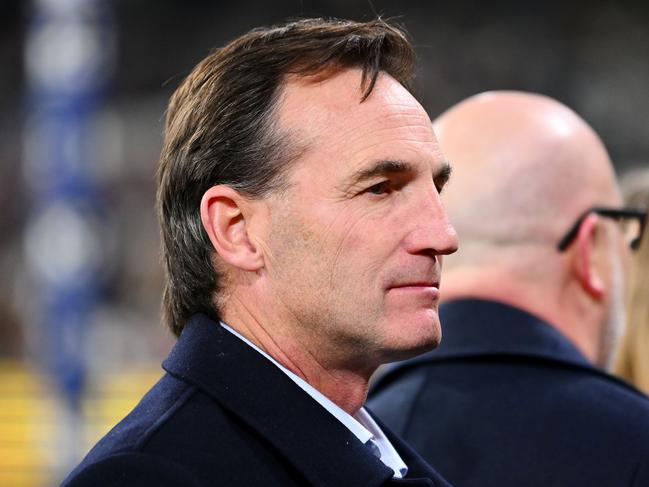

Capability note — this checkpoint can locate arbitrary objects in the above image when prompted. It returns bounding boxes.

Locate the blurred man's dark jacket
[369,299,649,487]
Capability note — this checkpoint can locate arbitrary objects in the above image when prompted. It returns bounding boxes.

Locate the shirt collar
[220,322,408,478]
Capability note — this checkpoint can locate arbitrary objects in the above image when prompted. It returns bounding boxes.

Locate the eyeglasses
[557,206,647,252]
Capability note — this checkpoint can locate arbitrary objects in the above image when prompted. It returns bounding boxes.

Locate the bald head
[435,91,621,263]
[435,91,629,368]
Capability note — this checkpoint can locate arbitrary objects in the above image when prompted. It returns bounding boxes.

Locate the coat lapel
[370,411,453,487]
[163,314,399,486]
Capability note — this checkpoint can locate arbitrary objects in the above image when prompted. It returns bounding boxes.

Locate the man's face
[260,69,458,369]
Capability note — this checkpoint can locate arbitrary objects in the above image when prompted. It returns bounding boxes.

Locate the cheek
[273,192,404,284]
[299,200,366,253]
[326,216,401,296]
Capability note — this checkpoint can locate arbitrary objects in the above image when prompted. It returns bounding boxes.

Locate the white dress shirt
[220,322,408,478]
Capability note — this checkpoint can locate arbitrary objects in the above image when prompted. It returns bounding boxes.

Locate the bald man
[368,91,649,487]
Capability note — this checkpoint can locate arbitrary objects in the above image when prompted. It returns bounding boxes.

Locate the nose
[404,189,459,256]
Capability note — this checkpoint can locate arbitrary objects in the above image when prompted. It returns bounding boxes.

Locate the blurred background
[1,0,648,485]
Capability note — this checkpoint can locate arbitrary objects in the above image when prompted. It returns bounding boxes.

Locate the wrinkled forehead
[274,68,435,151]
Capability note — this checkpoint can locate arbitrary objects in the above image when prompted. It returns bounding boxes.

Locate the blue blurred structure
[23,0,116,463]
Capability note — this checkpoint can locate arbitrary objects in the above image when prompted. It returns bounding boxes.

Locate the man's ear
[572,213,605,300]
[200,185,264,272]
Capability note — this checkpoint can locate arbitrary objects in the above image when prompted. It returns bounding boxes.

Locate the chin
[382,313,442,361]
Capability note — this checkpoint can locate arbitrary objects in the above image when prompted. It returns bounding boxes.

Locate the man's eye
[366,181,391,195]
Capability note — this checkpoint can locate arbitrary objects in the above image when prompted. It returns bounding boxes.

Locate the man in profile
[369,91,649,487]
[62,18,458,486]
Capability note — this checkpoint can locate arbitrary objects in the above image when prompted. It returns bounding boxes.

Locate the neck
[559,278,610,367]
[441,265,604,365]
[221,292,372,415]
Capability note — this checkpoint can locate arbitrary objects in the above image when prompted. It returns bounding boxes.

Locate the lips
[386,281,441,303]
[387,277,440,290]
[384,266,441,293]
[390,281,439,289]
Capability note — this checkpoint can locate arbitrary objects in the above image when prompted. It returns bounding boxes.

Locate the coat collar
[430,298,592,366]
[375,298,597,389]
[162,314,443,487]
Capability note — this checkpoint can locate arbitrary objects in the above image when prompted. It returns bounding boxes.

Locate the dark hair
[157,17,416,336]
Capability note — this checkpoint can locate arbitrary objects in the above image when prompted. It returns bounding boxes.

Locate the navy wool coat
[368,299,649,487]
[62,314,452,487]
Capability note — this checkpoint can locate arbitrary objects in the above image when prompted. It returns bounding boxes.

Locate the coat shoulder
[62,374,199,485]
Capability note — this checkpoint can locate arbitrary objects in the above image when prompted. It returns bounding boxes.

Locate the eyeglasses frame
[557,206,647,252]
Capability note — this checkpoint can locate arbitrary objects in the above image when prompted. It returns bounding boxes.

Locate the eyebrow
[349,159,453,187]
[350,160,415,185]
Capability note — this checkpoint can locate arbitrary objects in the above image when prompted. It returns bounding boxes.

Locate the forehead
[275,69,443,177]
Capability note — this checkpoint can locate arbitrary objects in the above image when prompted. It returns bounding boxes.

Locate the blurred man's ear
[572,213,606,300]
[200,185,264,272]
